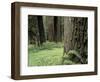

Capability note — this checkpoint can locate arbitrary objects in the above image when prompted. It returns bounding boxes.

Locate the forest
[28,15,88,66]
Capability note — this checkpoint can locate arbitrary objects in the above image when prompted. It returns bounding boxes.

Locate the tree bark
[37,16,46,45]
[43,16,54,41]
[63,17,88,64]
[63,17,73,54]
[54,17,64,42]
[28,15,40,46]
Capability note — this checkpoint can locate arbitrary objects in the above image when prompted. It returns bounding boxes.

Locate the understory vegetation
[28,42,64,66]
[28,42,86,66]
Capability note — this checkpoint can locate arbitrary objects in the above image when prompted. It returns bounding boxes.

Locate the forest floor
[28,42,64,66]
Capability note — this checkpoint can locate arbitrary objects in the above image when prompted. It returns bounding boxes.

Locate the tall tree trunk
[54,16,58,42]
[28,15,40,46]
[37,16,46,45]
[54,17,64,42]
[72,17,88,63]
[43,16,54,41]
[63,17,73,54]
[63,17,88,64]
